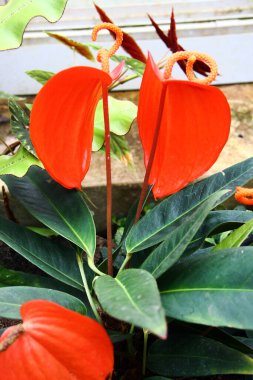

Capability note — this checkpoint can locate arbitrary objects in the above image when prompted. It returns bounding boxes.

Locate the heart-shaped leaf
[94,269,166,338]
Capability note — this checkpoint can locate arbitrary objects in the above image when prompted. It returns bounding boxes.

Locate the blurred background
[0,0,252,94]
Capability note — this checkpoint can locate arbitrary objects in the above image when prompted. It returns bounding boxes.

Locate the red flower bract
[138,53,231,199]
[30,66,112,189]
[0,300,114,380]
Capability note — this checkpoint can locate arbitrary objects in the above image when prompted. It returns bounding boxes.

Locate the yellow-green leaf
[0,0,68,50]
[0,146,43,177]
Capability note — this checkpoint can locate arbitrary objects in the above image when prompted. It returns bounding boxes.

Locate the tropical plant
[1,3,253,380]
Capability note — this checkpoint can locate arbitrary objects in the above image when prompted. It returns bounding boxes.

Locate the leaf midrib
[0,231,83,291]
[27,176,90,254]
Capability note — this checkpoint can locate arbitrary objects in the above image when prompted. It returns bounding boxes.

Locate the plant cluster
[1,2,253,380]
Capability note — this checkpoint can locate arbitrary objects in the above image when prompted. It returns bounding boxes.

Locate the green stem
[118,253,132,273]
[110,73,139,90]
[142,329,149,376]
[76,252,103,324]
[129,324,135,334]
[87,257,106,276]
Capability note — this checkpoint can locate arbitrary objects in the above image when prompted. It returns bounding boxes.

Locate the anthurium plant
[1,4,253,380]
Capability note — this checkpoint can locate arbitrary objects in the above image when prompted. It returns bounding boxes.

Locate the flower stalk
[92,23,123,276]
[134,84,167,223]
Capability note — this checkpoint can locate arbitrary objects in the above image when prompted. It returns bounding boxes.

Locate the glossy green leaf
[0,216,85,291]
[2,166,96,257]
[94,269,167,338]
[188,210,253,253]
[98,186,153,272]
[147,334,253,377]
[213,218,253,251]
[26,70,55,85]
[160,247,253,329]
[0,286,86,319]
[141,191,227,279]
[47,32,94,61]
[0,0,68,50]
[92,96,137,151]
[27,226,57,237]
[0,266,83,297]
[126,158,253,253]
[0,146,43,177]
[182,322,253,355]
[9,98,35,155]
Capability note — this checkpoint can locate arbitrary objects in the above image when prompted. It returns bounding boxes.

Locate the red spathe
[138,54,231,199]
[30,66,112,189]
[0,300,114,380]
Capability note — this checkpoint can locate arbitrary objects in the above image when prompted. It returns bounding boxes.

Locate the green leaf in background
[26,70,55,85]
[213,218,253,251]
[188,210,253,253]
[47,32,94,61]
[111,54,145,76]
[0,146,43,177]
[126,157,253,253]
[159,247,253,329]
[0,0,68,50]
[141,191,227,279]
[94,269,166,338]
[0,216,85,291]
[102,134,133,166]
[145,378,172,380]
[0,266,84,299]
[0,286,86,319]
[147,334,253,377]
[9,98,35,155]
[92,96,137,151]
[2,166,96,258]
[27,226,57,237]
[0,91,21,100]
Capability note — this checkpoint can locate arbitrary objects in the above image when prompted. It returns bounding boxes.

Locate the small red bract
[0,300,114,380]
[30,66,112,189]
[138,53,231,199]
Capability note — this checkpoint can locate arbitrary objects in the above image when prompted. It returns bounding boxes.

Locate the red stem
[102,84,113,276]
[134,83,167,223]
